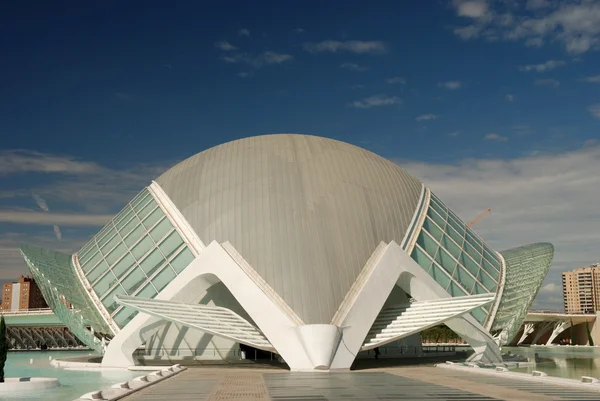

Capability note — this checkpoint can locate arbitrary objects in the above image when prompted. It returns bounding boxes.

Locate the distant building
[562,264,600,314]
[1,276,48,311]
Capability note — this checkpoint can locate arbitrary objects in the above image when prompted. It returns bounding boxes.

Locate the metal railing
[0,308,54,316]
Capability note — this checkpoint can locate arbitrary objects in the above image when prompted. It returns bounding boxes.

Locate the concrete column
[517,323,535,345]
[546,320,571,345]
[530,321,554,345]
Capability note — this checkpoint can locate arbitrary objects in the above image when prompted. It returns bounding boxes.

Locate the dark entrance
[240,343,272,360]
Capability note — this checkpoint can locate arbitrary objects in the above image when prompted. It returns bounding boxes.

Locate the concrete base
[0,377,60,392]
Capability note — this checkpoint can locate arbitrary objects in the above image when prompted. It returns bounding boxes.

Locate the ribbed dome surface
[155,134,423,324]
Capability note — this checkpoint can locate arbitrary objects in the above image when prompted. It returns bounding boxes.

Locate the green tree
[0,315,7,382]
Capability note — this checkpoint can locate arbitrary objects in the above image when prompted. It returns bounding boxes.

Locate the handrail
[0,308,54,316]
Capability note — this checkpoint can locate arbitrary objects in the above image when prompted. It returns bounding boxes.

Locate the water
[2,351,141,401]
[506,346,600,380]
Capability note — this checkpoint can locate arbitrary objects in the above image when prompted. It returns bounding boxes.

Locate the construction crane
[467,208,491,227]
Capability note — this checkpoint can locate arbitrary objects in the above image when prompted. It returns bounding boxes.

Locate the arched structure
[19,134,554,371]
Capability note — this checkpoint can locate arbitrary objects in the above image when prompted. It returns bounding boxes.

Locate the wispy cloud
[506,94,514,101]
[534,78,560,87]
[221,51,293,68]
[340,62,368,72]
[0,210,113,226]
[238,28,250,37]
[53,225,62,241]
[386,77,407,85]
[114,92,130,100]
[580,75,600,83]
[439,81,462,90]
[448,131,460,137]
[399,143,600,309]
[32,193,49,212]
[484,133,508,142]
[303,40,388,54]
[293,28,304,34]
[214,40,237,51]
[518,60,566,72]
[349,94,401,109]
[588,104,600,119]
[415,114,440,122]
[0,150,101,175]
[452,1,600,54]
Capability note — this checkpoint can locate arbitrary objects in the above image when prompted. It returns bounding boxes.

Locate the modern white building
[20,134,554,371]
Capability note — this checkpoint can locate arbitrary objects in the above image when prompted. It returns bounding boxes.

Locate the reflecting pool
[2,351,140,401]
[505,346,600,380]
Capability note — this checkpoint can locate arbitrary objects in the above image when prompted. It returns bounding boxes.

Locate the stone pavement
[122,365,600,401]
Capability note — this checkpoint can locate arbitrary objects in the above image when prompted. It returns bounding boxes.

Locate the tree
[0,315,7,383]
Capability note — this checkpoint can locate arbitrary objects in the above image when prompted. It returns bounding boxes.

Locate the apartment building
[0,275,47,311]
[562,264,600,314]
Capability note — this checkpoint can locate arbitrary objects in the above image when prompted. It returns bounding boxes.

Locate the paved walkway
[123,366,600,401]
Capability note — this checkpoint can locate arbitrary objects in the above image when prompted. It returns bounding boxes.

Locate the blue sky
[1,0,600,310]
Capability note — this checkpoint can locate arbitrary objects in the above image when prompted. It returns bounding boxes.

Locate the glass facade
[76,188,196,329]
[20,244,109,353]
[409,192,502,325]
[491,243,554,344]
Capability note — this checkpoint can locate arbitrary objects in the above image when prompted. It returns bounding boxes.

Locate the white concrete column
[546,320,571,345]
[517,323,535,345]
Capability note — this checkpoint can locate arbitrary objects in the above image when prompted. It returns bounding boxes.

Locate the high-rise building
[562,264,600,314]
[0,275,48,311]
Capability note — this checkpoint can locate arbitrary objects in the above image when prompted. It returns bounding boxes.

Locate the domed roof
[155,134,423,324]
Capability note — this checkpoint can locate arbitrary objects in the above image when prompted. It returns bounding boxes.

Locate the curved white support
[546,320,571,345]
[518,323,535,345]
[530,321,555,345]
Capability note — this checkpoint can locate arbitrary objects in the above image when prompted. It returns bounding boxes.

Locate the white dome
[155,134,422,324]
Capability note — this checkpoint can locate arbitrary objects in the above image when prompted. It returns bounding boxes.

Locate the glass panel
[423,217,443,241]
[478,269,497,291]
[100,231,120,255]
[159,231,184,259]
[416,231,438,257]
[131,235,154,261]
[454,265,476,294]
[483,248,500,268]
[470,307,488,325]
[94,271,119,297]
[170,247,195,274]
[121,267,148,294]
[114,208,134,230]
[135,282,158,299]
[461,252,480,277]
[151,266,176,293]
[136,200,156,220]
[87,259,109,283]
[149,218,172,243]
[131,190,150,210]
[102,284,127,313]
[446,224,464,247]
[81,250,102,272]
[111,252,136,279]
[482,259,499,280]
[411,246,432,273]
[473,282,488,295]
[430,264,451,290]
[113,308,138,328]
[448,281,467,297]
[427,207,446,228]
[142,208,163,230]
[464,240,482,264]
[139,248,166,277]
[446,214,464,237]
[105,242,127,266]
[95,224,115,248]
[124,224,145,248]
[438,247,457,272]
[120,214,140,238]
[441,235,461,259]
[465,231,483,254]
[79,244,98,265]
[429,198,446,218]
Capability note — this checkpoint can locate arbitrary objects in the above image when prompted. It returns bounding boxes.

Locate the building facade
[562,264,600,314]
[19,134,554,371]
[1,276,47,312]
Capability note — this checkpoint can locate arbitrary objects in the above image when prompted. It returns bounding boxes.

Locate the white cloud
[53,224,62,241]
[0,210,112,226]
[580,75,600,83]
[302,40,388,54]
[539,282,559,294]
[32,193,49,212]
[0,150,101,175]
[221,51,293,68]
[588,104,600,119]
[238,28,250,37]
[534,78,560,87]
[518,60,566,72]
[386,77,407,85]
[484,133,508,142]
[349,95,402,109]
[455,1,489,18]
[340,62,368,72]
[439,81,462,90]
[398,143,600,309]
[506,94,514,101]
[416,114,440,122]
[215,41,237,51]
[452,1,600,54]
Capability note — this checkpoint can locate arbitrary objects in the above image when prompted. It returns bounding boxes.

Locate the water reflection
[505,346,600,379]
